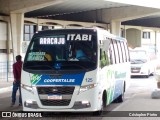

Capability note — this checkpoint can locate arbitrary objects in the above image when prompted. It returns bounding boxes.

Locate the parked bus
[21,27,130,114]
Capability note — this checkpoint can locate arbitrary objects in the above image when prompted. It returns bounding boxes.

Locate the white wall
[0,22,7,40]
[0,22,7,49]
[126,28,141,48]
[0,21,14,62]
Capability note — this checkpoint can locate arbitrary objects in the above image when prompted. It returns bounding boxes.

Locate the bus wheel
[93,92,106,116]
[114,85,125,103]
[116,93,124,103]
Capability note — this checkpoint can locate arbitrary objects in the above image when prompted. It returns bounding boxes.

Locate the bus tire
[115,83,125,103]
[93,91,107,116]
[116,94,124,103]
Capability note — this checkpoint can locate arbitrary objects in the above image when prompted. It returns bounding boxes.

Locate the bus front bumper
[21,85,101,112]
[23,100,91,111]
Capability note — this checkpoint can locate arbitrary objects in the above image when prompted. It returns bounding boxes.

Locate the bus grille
[37,86,75,94]
[40,99,71,106]
[37,86,75,106]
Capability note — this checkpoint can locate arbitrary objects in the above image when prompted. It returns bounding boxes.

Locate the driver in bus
[68,47,87,61]
[68,48,79,61]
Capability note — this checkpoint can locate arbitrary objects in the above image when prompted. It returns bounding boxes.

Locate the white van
[130,47,156,78]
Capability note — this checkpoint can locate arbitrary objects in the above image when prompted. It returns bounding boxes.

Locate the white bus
[21,27,130,114]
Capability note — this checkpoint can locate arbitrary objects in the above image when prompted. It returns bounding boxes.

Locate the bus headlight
[79,83,97,94]
[21,84,34,94]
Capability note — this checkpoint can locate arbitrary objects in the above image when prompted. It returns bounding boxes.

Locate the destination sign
[39,34,92,45]
[67,34,92,41]
[39,37,65,45]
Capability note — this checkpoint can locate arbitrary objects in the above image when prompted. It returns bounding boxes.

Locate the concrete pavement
[0,80,13,94]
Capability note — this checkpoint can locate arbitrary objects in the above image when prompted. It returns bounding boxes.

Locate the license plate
[48,94,62,100]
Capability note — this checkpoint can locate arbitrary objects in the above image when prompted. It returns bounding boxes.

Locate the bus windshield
[23,33,97,73]
[130,50,148,64]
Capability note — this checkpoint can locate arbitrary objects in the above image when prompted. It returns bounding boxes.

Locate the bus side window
[108,48,113,64]
[117,41,123,63]
[109,39,116,64]
[120,42,127,62]
[113,40,120,64]
[100,48,109,68]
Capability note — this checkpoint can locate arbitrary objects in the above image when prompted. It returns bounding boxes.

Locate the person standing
[11,55,23,106]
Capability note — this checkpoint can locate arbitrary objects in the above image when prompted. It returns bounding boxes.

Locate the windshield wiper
[61,64,88,70]
[25,65,55,70]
